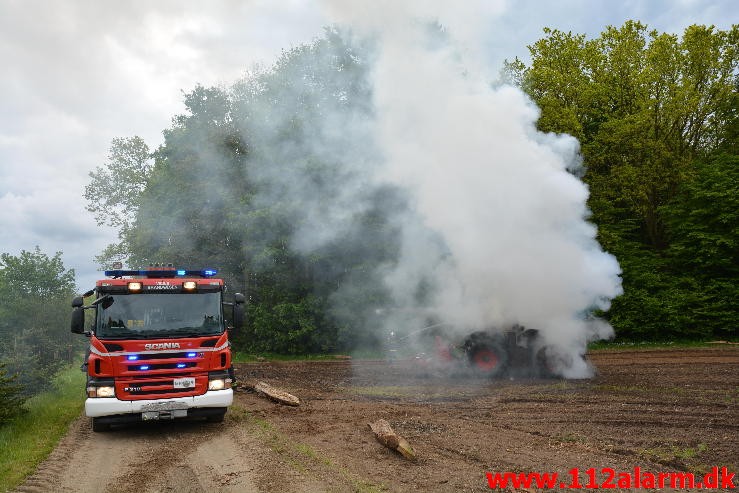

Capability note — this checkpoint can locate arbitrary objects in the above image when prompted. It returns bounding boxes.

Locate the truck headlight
[87,385,115,398]
[208,378,232,391]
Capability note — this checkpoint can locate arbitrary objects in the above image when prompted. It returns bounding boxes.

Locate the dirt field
[13,346,738,492]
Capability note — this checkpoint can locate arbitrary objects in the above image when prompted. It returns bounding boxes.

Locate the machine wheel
[468,342,508,377]
[536,346,577,378]
[92,418,110,432]
[536,347,556,378]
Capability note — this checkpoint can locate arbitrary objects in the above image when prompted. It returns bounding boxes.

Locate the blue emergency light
[104,268,218,278]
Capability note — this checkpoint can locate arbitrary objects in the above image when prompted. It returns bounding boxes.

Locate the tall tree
[510,21,737,248]
[507,21,738,339]
[0,248,79,394]
[0,363,23,425]
[96,29,402,353]
[85,136,152,266]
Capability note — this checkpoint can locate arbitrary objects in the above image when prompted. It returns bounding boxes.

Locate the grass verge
[587,340,736,351]
[232,350,390,363]
[235,340,739,363]
[0,365,85,492]
[232,352,352,363]
[229,404,385,492]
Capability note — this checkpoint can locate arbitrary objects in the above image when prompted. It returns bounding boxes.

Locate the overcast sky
[0,0,735,290]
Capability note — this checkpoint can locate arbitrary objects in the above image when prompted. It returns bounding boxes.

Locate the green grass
[235,339,738,363]
[587,340,735,351]
[555,432,588,444]
[348,385,414,398]
[234,340,737,363]
[0,365,85,492]
[231,348,391,363]
[640,443,709,462]
[231,352,352,363]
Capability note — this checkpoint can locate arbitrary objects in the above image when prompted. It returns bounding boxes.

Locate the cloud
[0,0,733,292]
[0,0,326,289]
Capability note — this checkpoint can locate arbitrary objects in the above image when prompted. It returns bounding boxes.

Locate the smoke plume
[312,1,623,377]
[218,1,622,377]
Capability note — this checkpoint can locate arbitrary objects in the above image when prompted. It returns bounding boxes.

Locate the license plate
[142,409,187,421]
[173,377,195,389]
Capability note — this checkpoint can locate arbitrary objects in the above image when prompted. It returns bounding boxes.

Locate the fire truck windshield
[95,293,224,339]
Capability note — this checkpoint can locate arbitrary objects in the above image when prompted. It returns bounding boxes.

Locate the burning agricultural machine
[389,324,580,378]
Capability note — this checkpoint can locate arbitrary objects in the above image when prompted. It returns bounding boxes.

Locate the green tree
[0,248,79,395]
[661,153,739,336]
[511,22,737,247]
[0,362,23,425]
[508,21,738,339]
[85,136,152,266]
[96,29,400,353]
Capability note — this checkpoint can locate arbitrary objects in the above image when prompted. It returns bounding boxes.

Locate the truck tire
[468,341,508,377]
[92,418,110,432]
[206,408,227,423]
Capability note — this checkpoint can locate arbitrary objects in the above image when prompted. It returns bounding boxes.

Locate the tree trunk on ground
[247,381,301,406]
[368,419,416,460]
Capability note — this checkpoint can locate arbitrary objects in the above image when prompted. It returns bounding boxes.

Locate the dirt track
[13,347,738,492]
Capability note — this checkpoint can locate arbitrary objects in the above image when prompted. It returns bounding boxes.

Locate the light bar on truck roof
[104,268,219,278]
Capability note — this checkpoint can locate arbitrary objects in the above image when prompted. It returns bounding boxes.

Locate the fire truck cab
[71,266,244,431]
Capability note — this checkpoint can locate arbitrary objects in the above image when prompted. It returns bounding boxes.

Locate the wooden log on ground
[249,381,300,406]
[368,419,416,460]
[369,419,399,448]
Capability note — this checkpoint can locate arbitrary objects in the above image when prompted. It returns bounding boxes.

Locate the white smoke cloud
[318,1,623,377]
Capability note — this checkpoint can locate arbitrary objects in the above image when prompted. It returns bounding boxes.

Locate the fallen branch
[247,381,300,406]
[368,419,416,460]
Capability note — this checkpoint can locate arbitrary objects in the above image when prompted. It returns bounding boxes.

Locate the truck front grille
[130,352,201,361]
[126,362,197,371]
[115,375,207,400]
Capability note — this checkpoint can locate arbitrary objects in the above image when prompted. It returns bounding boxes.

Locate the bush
[0,363,23,425]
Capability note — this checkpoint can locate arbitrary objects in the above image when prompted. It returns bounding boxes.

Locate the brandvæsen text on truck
[70,265,245,432]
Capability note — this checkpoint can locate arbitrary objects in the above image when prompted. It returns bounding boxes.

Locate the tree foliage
[0,248,80,396]
[508,21,738,339]
[85,136,152,265]
[0,362,23,425]
[87,23,738,347]
[86,29,401,353]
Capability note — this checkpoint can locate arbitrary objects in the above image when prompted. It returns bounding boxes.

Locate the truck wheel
[468,343,508,377]
[206,409,227,423]
[92,418,110,432]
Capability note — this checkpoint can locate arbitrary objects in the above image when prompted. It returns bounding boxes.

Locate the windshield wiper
[97,334,147,340]
[97,327,222,340]
[167,327,222,337]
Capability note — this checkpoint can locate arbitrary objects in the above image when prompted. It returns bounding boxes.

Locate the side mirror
[232,293,245,333]
[71,306,85,334]
[100,296,114,310]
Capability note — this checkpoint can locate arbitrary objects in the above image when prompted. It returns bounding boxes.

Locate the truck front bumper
[85,389,233,418]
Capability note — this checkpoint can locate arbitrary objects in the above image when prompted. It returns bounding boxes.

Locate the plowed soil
[13,346,738,492]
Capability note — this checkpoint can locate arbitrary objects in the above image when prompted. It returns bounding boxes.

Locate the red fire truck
[70,266,244,431]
